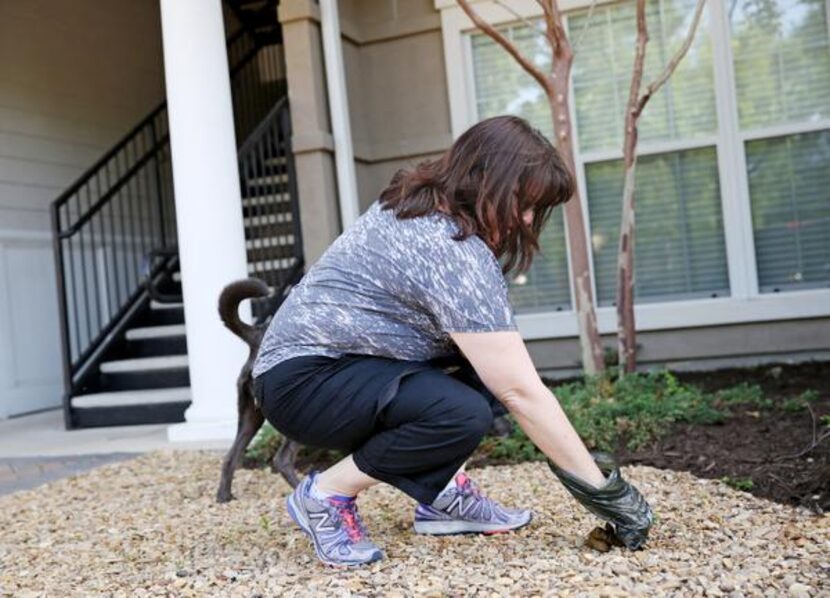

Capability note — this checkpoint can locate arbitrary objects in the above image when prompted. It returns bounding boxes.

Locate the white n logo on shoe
[308,511,337,532]
[447,494,475,518]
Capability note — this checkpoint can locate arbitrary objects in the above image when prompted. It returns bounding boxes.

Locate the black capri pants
[253,352,508,505]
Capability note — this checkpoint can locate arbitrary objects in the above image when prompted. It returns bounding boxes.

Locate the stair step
[100,355,189,373]
[246,236,294,250]
[246,173,289,186]
[244,212,292,227]
[249,257,298,272]
[150,300,183,310]
[126,324,186,340]
[241,193,291,207]
[73,387,191,409]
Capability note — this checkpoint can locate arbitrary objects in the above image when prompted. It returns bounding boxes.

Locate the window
[586,147,729,305]
[730,0,830,291]
[469,0,730,309]
[571,0,730,305]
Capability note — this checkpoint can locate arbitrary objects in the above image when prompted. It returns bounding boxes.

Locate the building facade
[0,0,827,441]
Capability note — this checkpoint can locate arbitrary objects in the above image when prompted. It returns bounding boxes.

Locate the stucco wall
[339,0,452,211]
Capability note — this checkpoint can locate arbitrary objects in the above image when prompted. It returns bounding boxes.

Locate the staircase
[50,1,304,429]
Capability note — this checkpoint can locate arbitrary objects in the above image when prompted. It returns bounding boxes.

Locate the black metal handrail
[238,97,305,322]
[50,7,296,403]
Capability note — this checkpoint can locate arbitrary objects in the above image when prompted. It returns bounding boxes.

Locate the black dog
[216,278,303,503]
[215,277,514,503]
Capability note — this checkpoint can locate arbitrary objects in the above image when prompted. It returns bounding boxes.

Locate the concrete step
[100,355,189,374]
[246,173,289,186]
[150,300,183,310]
[241,193,291,208]
[125,324,186,341]
[243,212,293,227]
[246,236,294,250]
[248,257,298,272]
[72,387,191,409]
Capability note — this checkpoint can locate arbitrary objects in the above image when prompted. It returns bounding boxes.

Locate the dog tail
[218,278,272,350]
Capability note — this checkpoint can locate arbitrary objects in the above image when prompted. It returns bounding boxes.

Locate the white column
[160,0,251,443]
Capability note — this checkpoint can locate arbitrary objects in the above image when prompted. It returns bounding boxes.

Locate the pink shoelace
[329,497,368,543]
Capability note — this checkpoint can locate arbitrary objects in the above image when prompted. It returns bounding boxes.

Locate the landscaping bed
[617,362,830,514]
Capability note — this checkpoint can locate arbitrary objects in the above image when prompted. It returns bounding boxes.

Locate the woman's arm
[448,330,607,488]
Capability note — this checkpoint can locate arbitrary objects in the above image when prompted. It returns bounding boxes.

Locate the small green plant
[820,414,830,428]
[799,389,820,403]
[721,476,754,491]
[246,422,283,464]
[259,514,271,532]
[781,397,806,412]
[714,383,771,409]
[779,389,820,413]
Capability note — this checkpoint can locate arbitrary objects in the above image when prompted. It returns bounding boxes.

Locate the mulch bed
[615,362,830,514]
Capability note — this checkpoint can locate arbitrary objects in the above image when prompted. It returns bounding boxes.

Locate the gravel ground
[0,451,827,597]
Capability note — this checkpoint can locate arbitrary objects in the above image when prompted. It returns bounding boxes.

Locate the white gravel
[0,450,827,597]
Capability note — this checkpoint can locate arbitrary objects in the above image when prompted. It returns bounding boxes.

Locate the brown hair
[378,115,575,276]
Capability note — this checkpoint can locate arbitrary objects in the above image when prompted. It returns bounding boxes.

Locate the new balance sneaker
[285,470,384,567]
[413,472,532,535]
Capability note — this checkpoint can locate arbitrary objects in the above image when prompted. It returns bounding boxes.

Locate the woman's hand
[548,452,654,550]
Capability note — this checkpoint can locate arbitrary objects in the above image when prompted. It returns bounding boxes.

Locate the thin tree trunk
[617,0,648,374]
[550,59,605,375]
[457,0,605,374]
[617,0,708,374]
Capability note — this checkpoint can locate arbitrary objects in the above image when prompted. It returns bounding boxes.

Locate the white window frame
[435,0,830,341]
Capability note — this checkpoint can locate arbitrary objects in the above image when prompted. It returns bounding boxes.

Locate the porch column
[160,0,251,443]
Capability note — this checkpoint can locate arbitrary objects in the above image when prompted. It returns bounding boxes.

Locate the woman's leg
[348,367,495,506]
[314,455,381,497]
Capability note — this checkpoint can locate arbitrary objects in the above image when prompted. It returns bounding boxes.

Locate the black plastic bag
[547,451,654,550]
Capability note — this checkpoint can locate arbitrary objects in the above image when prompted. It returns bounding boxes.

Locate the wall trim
[292,130,335,155]
[0,229,52,242]
[278,0,321,25]
[352,133,452,163]
[340,14,441,46]
[516,290,830,340]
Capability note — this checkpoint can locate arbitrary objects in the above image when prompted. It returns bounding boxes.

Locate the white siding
[0,0,165,417]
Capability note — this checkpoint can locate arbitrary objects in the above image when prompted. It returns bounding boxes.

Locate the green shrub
[246,421,283,463]
[713,383,771,409]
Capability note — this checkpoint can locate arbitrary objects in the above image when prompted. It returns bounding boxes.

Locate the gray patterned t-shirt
[252,199,518,378]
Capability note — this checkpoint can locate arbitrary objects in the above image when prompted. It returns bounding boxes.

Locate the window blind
[730,0,830,292]
[730,0,830,130]
[586,147,730,305]
[747,130,830,291]
[568,0,717,153]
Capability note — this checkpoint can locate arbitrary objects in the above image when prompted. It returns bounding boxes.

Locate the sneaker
[285,470,384,567]
[413,472,533,535]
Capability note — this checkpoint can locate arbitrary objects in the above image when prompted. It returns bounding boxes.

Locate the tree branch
[572,0,600,57]
[634,0,707,116]
[492,0,549,46]
[457,0,552,93]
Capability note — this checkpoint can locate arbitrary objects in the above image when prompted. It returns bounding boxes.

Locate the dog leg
[272,437,303,489]
[217,387,264,503]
